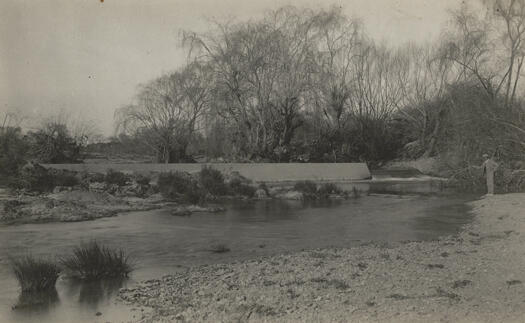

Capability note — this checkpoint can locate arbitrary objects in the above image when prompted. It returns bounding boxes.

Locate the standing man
[482,153,499,196]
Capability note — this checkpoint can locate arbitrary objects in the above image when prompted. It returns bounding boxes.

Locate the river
[0,192,476,322]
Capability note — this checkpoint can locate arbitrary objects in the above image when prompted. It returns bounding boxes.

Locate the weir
[42,163,372,183]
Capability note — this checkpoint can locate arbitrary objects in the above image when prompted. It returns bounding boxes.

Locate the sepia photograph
[1,0,525,322]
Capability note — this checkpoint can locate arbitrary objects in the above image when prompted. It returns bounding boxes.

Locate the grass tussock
[11,256,60,292]
[60,241,133,280]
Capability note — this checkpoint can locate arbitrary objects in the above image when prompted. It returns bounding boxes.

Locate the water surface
[0,194,475,322]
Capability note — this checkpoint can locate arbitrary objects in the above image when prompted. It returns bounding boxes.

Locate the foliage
[0,127,29,184]
[317,183,342,197]
[228,177,256,197]
[184,181,206,204]
[11,163,56,192]
[60,241,133,280]
[135,174,151,186]
[115,62,211,163]
[199,166,227,196]
[51,170,80,187]
[294,181,318,195]
[158,171,193,199]
[104,169,129,186]
[11,255,60,292]
[28,122,84,163]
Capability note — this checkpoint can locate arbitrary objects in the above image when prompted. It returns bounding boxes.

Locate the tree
[0,126,29,179]
[183,7,320,160]
[116,62,211,163]
[28,122,84,163]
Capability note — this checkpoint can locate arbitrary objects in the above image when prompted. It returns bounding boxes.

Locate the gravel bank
[119,193,525,322]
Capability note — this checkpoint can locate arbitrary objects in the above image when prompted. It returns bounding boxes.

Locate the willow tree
[183,7,320,160]
[115,62,211,163]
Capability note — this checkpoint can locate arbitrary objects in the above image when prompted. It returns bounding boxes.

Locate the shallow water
[0,193,475,323]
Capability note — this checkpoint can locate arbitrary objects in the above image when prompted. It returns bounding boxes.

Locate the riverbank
[0,166,359,224]
[119,193,525,322]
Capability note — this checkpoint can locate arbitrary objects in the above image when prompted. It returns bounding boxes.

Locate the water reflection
[65,278,126,308]
[12,289,59,312]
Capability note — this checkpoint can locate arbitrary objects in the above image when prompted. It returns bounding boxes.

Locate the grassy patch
[11,255,60,292]
[60,241,133,280]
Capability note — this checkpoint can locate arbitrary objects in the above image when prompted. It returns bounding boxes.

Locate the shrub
[104,169,129,186]
[11,255,60,292]
[83,172,105,183]
[28,122,84,163]
[199,166,227,196]
[0,127,29,182]
[229,177,256,197]
[317,183,342,197]
[135,174,151,186]
[294,180,318,199]
[184,181,206,204]
[13,163,55,192]
[53,172,80,187]
[258,182,270,195]
[158,171,193,199]
[60,241,133,280]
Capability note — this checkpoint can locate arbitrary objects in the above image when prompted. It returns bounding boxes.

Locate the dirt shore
[119,193,525,322]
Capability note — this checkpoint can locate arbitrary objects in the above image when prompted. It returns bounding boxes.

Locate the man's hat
[482,153,489,158]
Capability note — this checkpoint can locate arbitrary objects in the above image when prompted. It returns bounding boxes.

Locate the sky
[0,0,469,136]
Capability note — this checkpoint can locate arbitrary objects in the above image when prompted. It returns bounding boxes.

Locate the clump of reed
[11,255,60,292]
[60,241,133,280]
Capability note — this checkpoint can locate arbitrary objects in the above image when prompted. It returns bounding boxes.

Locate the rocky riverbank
[0,190,165,224]
[119,193,525,322]
[0,165,356,224]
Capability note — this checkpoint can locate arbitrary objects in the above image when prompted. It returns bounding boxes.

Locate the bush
[104,169,129,186]
[229,177,256,197]
[28,122,84,163]
[184,181,206,204]
[158,171,193,199]
[294,180,317,195]
[12,163,55,192]
[53,171,80,187]
[0,127,29,183]
[82,172,105,183]
[11,255,60,292]
[317,183,342,198]
[60,241,133,280]
[258,182,270,195]
[135,174,151,186]
[199,166,227,196]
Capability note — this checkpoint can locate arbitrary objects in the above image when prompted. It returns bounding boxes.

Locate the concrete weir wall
[43,163,371,183]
